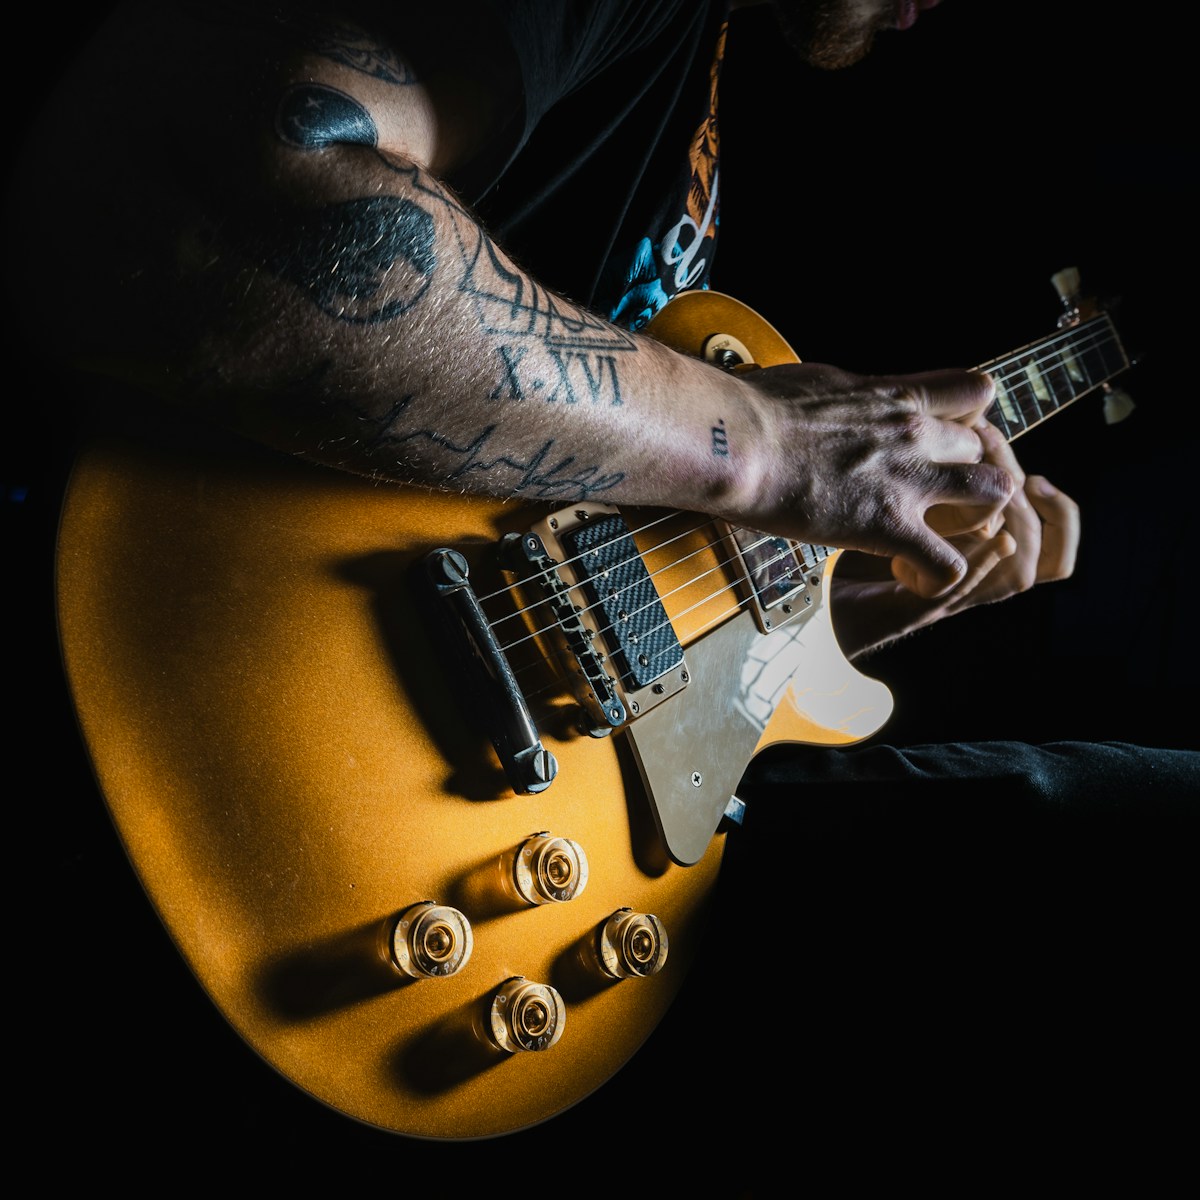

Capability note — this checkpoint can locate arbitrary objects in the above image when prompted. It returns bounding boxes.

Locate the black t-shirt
[461,0,730,330]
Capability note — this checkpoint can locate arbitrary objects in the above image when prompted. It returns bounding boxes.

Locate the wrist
[702,369,777,525]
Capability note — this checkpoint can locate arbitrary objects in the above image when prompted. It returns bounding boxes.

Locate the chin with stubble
[767,0,903,69]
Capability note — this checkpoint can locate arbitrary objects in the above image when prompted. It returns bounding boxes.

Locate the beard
[768,1,893,69]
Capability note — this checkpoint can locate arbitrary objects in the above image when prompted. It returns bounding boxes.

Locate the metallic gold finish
[487,978,566,1054]
[387,902,473,979]
[512,833,589,905]
[596,909,668,979]
[54,293,894,1139]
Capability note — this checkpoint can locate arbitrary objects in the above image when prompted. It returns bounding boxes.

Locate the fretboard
[978,313,1129,443]
[744,310,1129,608]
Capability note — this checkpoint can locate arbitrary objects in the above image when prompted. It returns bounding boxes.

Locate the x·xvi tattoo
[489,345,623,405]
[711,418,729,456]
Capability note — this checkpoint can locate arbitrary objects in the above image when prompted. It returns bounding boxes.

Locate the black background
[8,2,1196,1190]
[716,2,1196,757]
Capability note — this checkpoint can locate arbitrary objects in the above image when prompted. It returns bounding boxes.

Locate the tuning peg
[1103,383,1136,425]
[1051,265,1081,305]
[1051,265,1084,325]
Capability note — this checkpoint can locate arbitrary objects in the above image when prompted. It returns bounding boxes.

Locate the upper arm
[260,7,521,179]
[13,2,520,368]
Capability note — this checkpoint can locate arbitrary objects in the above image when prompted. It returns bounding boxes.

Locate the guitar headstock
[1051,265,1136,425]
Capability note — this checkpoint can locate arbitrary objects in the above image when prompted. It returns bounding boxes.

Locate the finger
[926,420,987,466]
[886,523,970,598]
[893,368,996,425]
[1026,475,1080,581]
[925,459,1016,518]
[927,500,995,537]
[884,458,1015,596]
[893,527,1015,600]
[926,420,1024,535]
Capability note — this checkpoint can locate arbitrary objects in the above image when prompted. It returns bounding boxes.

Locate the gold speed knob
[512,833,589,905]
[596,908,668,979]
[487,978,566,1053]
[387,902,473,979]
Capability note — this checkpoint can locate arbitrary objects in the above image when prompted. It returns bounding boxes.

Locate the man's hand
[731,363,1015,598]
[828,419,1081,659]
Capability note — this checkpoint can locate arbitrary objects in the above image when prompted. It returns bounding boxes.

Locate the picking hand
[736,363,1015,598]
[831,419,1080,658]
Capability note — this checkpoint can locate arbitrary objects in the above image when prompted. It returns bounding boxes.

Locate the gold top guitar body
[55,288,1125,1138]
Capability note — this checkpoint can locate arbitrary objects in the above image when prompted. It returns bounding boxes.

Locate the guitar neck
[978,311,1129,442]
[745,310,1131,601]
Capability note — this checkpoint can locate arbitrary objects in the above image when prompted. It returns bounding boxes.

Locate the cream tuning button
[512,833,589,905]
[596,908,668,979]
[386,902,474,979]
[487,978,566,1054]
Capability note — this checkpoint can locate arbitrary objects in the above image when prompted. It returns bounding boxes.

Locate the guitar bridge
[505,504,690,735]
[423,547,559,794]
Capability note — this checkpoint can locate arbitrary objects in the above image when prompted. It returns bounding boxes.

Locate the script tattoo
[403,425,626,500]
[284,391,625,501]
[353,396,625,499]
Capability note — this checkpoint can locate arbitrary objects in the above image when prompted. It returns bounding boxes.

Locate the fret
[1093,312,1130,380]
[1025,356,1049,419]
[1038,344,1077,421]
[1061,340,1087,386]
[991,375,1025,438]
[978,313,1127,442]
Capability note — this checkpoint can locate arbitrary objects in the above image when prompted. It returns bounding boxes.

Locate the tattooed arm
[19,2,1014,599]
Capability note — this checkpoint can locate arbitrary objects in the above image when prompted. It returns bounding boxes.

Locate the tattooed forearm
[281,382,624,502]
[257,157,638,363]
[237,144,644,494]
[489,345,624,405]
[395,424,627,501]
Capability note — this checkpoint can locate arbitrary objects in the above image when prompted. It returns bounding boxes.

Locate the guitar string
[482,319,1118,657]
[477,313,1120,618]
[488,522,821,711]
[480,320,1127,693]
[485,322,1128,702]
[479,315,1122,630]
[479,317,1125,657]
[482,314,1118,648]
[556,319,1128,681]
[980,316,1124,439]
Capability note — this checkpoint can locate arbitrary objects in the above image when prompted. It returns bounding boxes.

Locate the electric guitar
[55,277,1130,1139]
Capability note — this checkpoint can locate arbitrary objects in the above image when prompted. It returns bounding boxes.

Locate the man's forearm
[175,146,765,516]
[18,3,1013,592]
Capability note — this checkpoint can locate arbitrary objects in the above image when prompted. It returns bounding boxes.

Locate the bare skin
[14,0,1073,653]
[832,420,1081,658]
